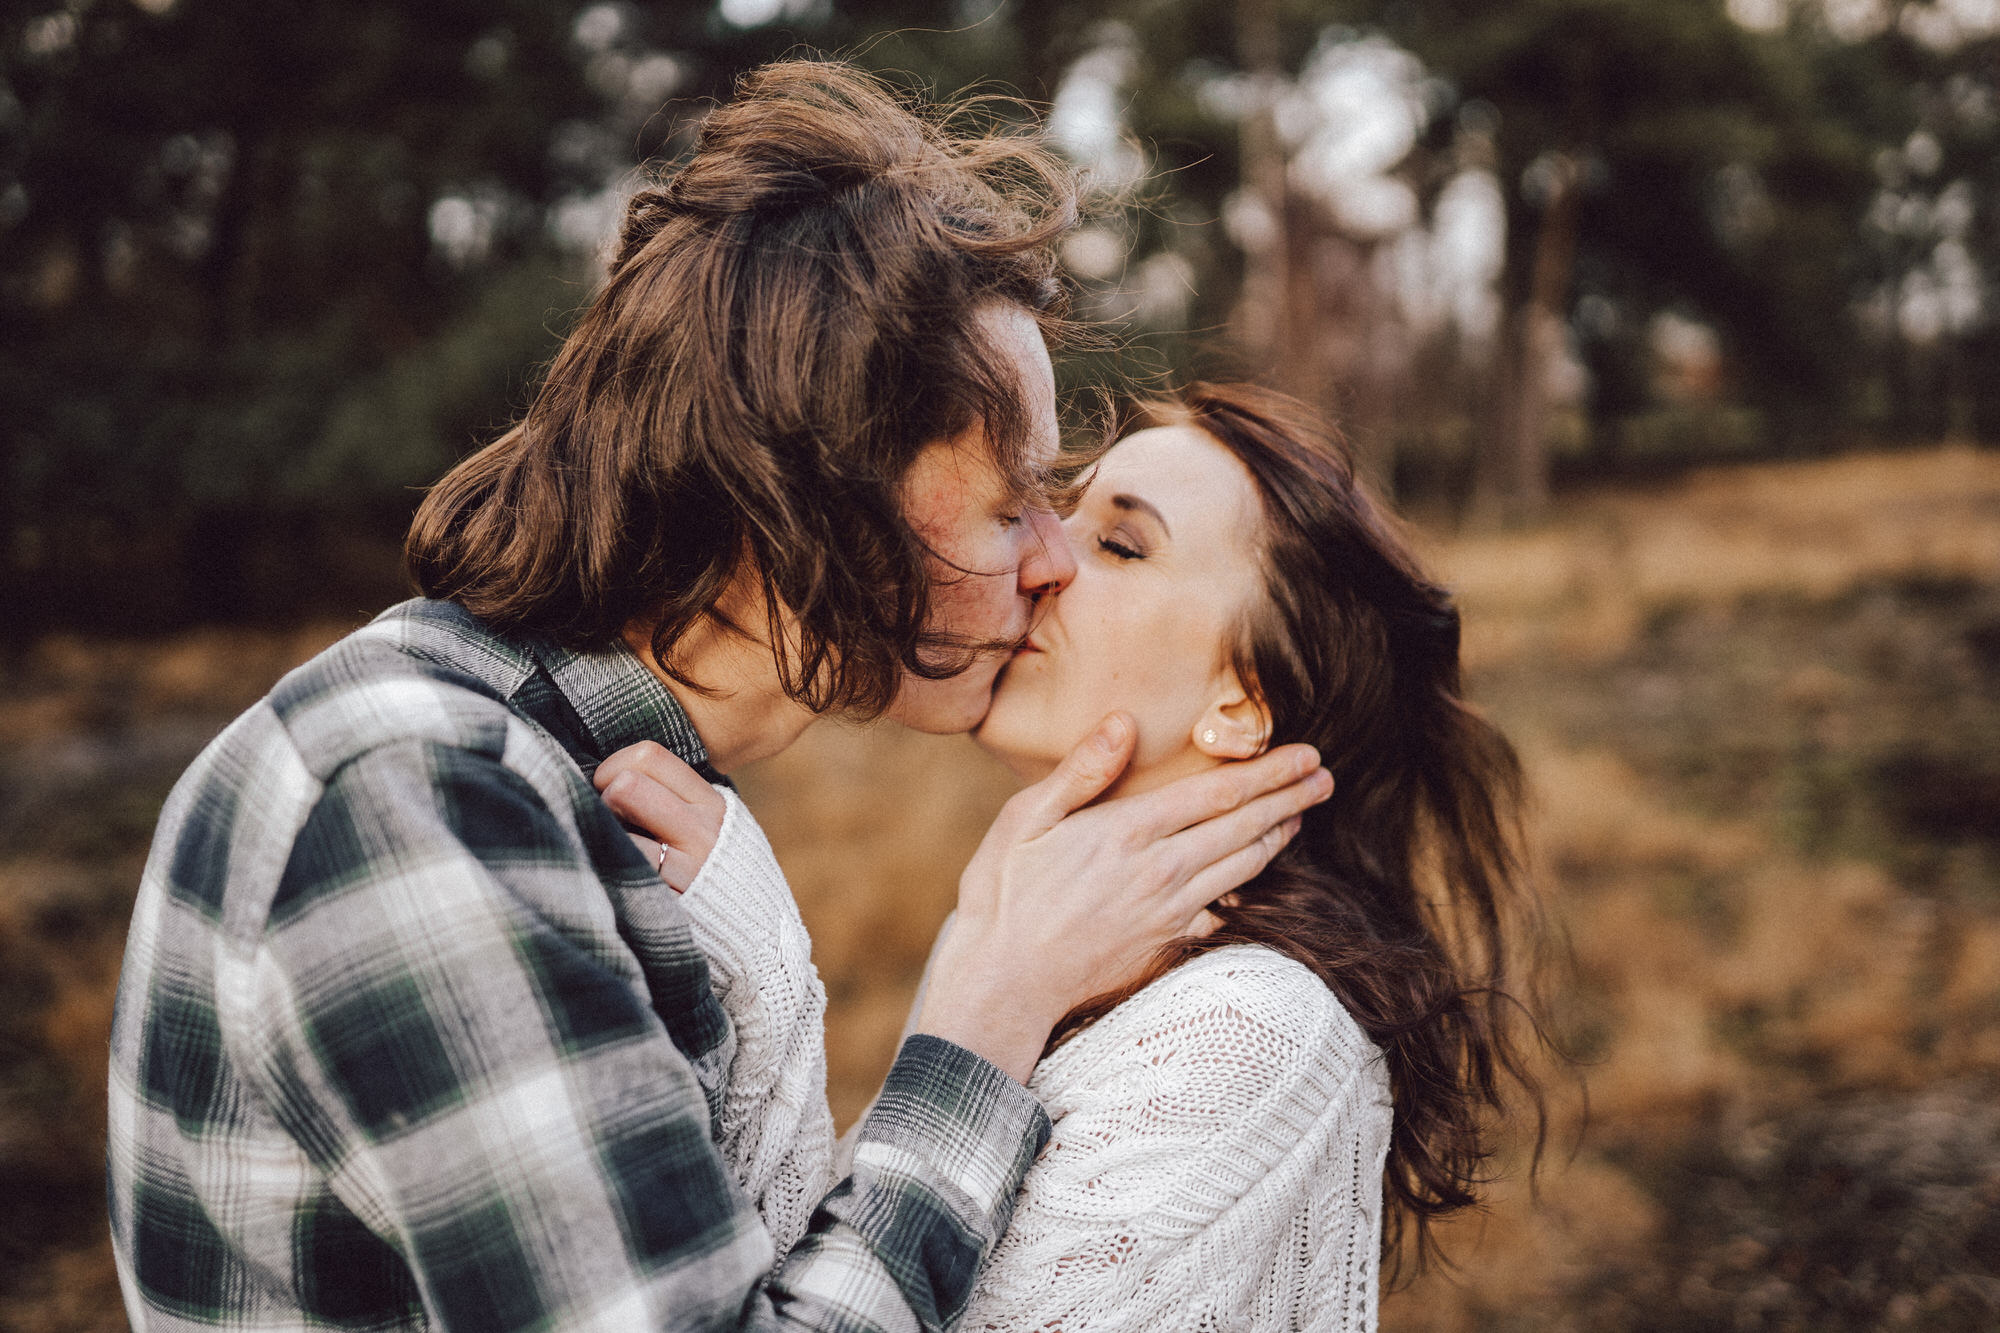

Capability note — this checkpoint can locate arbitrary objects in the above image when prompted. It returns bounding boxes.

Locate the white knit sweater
[682,788,1395,1328]
[961,944,1393,1331]
[678,787,838,1255]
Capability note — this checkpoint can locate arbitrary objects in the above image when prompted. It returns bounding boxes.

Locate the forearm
[770,1036,1049,1329]
[912,957,1056,1091]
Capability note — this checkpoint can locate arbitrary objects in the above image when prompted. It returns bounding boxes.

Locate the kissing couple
[109,59,1541,1333]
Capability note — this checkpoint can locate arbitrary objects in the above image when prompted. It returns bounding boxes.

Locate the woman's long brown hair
[1048,383,1550,1279]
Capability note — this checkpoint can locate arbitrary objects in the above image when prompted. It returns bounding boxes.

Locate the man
[108,62,1328,1332]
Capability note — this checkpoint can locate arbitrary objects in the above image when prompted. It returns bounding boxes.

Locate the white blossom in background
[1049,26,1147,193]
[1415,168,1507,342]
[1651,310,1722,373]
[1050,25,1509,344]
[1901,0,2000,49]
[1864,125,1985,347]
[1060,226,1127,283]
[1905,129,1944,177]
[1902,177,1984,342]
[572,3,627,53]
[1727,0,1790,31]
[548,183,633,260]
[429,189,508,269]
[1271,31,1505,346]
[1899,267,1948,342]
[20,11,79,59]
[535,7,695,267]
[464,30,512,80]
[625,53,688,107]
[1821,0,1893,41]
[717,0,825,29]
[1279,35,1428,238]
[1129,251,1196,328]
[1221,189,1281,256]
[1047,25,1176,321]
[1732,0,1999,45]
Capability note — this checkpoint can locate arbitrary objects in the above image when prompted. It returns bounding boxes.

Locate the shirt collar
[527,635,716,777]
[378,599,717,781]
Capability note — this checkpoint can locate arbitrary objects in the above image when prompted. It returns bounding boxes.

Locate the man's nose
[1019,507,1076,598]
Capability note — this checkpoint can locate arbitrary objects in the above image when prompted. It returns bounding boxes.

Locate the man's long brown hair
[408,60,1083,716]
[1050,383,1551,1278]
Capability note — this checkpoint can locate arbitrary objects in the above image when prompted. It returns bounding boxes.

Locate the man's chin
[900,701,990,736]
[884,672,999,736]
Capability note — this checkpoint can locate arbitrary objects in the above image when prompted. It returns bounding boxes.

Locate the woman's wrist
[912,942,1063,1085]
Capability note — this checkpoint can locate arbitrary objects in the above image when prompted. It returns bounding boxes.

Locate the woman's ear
[1191,678,1271,760]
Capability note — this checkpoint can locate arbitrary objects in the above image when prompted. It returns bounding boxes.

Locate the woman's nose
[1019,506,1076,598]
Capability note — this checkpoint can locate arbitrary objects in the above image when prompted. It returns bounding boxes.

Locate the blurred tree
[1034,0,1937,516]
[2,0,608,631]
[1839,11,1998,444]
[0,0,1987,635]
[1361,0,1884,514]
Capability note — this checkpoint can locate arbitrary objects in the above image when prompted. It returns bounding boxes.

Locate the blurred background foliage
[5,0,1997,632]
[5,2,2000,1330]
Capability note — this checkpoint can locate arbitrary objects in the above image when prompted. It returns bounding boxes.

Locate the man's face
[885,304,1077,735]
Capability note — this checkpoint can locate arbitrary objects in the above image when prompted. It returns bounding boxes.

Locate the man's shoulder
[266,598,541,782]
[138,602,556,936]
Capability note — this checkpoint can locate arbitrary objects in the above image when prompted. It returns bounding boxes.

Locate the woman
[605,383,1544,1327]
[948,382,1543,1329]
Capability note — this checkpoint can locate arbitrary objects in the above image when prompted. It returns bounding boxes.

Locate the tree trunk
[1476,152,1580,525]
[1233,0,1287,362]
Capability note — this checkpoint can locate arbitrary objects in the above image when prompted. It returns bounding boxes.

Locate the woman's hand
[595,742,727,893]
[917,712,1331,1083]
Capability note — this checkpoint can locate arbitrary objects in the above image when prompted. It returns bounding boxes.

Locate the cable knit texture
[959,944,1393,1332]
[683,791,1392,1327]
[677,786,837,1256]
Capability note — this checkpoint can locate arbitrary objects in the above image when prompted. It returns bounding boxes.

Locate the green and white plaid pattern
[108,598,1048,1332]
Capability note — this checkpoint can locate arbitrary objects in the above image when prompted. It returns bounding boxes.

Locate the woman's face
[975,422,1270,795]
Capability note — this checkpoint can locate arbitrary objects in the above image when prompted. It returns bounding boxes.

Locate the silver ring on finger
[657,839,671,877]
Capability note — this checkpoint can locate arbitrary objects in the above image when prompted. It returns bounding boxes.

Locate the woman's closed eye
[1097,531,1146,561]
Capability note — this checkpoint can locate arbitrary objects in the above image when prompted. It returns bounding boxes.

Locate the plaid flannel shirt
[108,598,1049,1333]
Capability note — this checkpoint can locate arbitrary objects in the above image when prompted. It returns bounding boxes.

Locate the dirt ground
[2,443,1996,1330]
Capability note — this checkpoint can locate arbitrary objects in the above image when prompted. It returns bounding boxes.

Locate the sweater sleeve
[678,786,838,1257]
[957,949,1393,1333]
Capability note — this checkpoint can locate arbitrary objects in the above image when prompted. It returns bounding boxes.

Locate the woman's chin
[971,713,1065,784]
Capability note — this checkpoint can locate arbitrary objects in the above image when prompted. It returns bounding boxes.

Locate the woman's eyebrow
[1109,493,1171,537]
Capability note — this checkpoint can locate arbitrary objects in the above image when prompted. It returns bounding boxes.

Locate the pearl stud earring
[1201,729,1219,746]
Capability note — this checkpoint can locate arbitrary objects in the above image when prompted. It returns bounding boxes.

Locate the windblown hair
[1050,384,1550,1278]
[408,59,1084,716]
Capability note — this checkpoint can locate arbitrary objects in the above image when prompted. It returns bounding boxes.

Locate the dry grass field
[2,443,1996,1330]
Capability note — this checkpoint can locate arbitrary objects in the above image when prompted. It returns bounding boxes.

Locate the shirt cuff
[851,1035,1051,1240]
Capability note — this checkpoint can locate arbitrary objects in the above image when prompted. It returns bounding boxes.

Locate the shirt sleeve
[955,955,1389,1333]
[835,913,954,1178]
[226,739,1048,1333]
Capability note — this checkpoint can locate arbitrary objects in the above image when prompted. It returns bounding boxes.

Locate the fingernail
[1096,715,1129,752]
[1283,816,1302,839]
[1314,768,1335,797]
[1295,747,1320,776]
